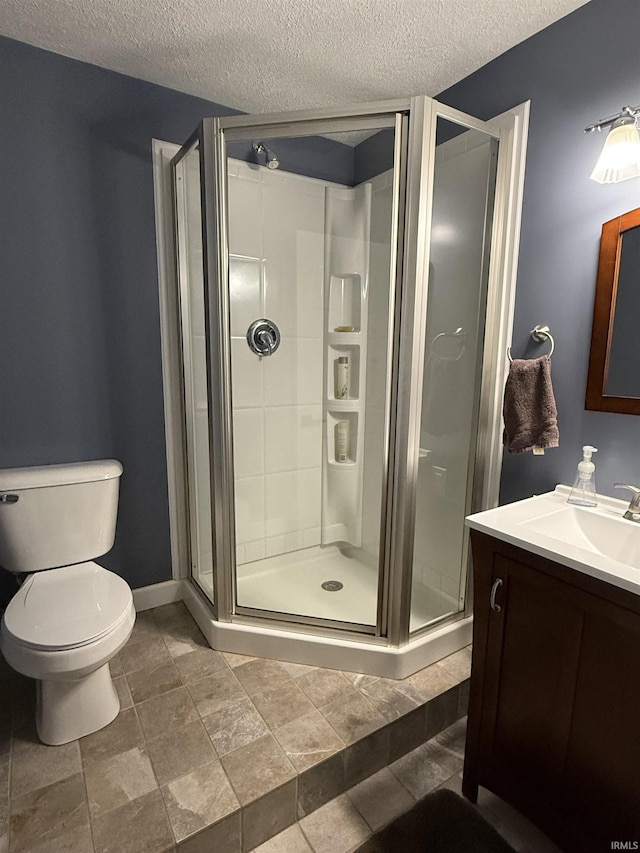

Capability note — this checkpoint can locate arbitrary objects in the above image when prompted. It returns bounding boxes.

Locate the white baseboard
[132,579,184,612]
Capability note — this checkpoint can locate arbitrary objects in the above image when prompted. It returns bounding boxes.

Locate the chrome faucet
[614,484,640,522]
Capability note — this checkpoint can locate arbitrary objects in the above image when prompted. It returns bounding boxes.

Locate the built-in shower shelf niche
[327,344,361,402]
[327,410,358,465]
[321,183,371,550]
[328,274,362,333]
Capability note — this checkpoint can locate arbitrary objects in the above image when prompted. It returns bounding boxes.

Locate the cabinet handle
[490,578,503,612]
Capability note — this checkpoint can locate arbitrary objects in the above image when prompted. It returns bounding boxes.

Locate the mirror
[586,207,640,414]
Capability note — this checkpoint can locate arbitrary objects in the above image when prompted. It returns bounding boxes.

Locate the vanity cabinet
[463,531,640,852]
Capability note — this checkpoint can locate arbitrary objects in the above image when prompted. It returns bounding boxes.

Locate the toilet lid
[3,562,133,651]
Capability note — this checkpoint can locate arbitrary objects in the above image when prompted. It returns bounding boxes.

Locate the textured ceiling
[0,0,590,114]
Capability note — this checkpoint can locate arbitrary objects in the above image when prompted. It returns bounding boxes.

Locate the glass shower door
[172,137,216,607]
[224,120,403,631]
[409,117,499,634]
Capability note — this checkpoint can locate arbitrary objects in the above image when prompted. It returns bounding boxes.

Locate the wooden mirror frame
[585,207,640,415]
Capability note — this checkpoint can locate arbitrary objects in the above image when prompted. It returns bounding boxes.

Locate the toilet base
[36,663,120,745]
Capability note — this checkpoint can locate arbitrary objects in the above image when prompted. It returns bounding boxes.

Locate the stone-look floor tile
[242,779,297,852]
[203,698,269,757]
[252,681,315,731]
[188,668,247,718]
[162,759,239,843]
[296,751,345,818]
[272,709,344,772]
[111,675,132,711]
[233,659,293,697]
[136,686,198,741]
[358,678,423,722]
[424,685,460,740]
[299,793,370,853]
[342,672,379,690]
[119,635,172,676]
[152,601,191,627]
[109,655,124,678]
[79,708,144,767]
[251,822,313,852]
[10,733,81,798]
[84,746,157,818]
[0,762,8,822]
[147,719,216,786]
[320,692,385,745]
[220,734,295,805]
[347,767,414,832]
[296,670,356,709]
[177,811,241,853]
[281,662,316,680]
[344,727,390,788]
[92,789,174,853]
[222,652,255,669]
[173,648,227,684]
[389,740,451,800]
[434,717,467,757]
[407,660,459,701]
[127,659,183,705]
[439,646,472,682]
[0,819,7,853]
[458,678,470,717]
[162,619,208,659]
[129,610,161,644]
[9,772,90,853]
[387,703,426,764]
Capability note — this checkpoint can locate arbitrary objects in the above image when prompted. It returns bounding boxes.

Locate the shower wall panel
[227,160,326,564]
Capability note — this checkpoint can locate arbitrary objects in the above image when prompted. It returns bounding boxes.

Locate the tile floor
[0,601,560,853]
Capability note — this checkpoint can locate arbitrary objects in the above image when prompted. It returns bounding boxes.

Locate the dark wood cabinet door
[479,554,584,802]
[466,532,640,851]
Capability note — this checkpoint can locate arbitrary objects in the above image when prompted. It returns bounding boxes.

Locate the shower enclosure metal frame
[163,95,529,668]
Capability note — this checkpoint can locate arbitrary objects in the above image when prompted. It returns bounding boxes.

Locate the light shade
[590,119,640,184]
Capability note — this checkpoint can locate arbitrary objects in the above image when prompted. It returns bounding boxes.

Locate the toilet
[0,460,135,745]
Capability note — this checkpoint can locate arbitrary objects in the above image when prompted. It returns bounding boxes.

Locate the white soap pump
[567,445,598,506]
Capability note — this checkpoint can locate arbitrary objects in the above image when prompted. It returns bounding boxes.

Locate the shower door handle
[490,578,503,612]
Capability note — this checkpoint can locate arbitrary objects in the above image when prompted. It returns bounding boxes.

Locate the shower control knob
[247,319,281,357]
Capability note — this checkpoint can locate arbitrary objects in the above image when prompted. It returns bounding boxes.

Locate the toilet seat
[3,562,133,651]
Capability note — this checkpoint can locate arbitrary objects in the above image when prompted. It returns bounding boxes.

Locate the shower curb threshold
[176,673,470,853]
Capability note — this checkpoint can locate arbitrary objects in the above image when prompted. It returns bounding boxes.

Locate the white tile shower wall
[228,160,328,562]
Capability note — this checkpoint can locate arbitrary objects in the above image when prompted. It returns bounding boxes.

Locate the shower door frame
[199,102,411,637]
[168,95,528,648]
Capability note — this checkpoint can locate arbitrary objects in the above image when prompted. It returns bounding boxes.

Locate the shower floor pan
[190,545,470,679]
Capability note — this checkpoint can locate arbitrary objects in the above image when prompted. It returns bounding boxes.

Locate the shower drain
[321,580,343,592]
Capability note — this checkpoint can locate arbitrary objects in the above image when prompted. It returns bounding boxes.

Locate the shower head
[252,141,279,170]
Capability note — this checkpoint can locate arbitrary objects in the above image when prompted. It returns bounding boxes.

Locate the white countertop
[466,486,640,597]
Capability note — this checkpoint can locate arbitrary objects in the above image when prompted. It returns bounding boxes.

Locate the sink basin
[466,486,640,596]
[519,503,640,570]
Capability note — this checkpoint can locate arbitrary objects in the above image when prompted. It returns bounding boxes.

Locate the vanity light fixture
[584,104,640,183]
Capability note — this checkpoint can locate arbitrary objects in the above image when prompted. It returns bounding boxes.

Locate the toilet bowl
[0,460,135,745]
[1,562,135,744]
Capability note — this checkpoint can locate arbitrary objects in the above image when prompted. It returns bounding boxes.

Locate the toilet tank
[0,460,123,573]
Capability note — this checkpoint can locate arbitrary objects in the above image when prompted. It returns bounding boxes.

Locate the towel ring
[507,325,555,363]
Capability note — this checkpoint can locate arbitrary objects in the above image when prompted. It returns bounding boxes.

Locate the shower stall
[161,96,527,677]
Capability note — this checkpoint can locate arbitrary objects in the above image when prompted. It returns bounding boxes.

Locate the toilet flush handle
[0,494,18,503]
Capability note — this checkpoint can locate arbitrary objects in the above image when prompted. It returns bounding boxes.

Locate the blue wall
[0,36,238,590]
[437,0,640,504]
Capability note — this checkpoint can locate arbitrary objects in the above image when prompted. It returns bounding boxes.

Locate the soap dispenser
[567,445,598,506]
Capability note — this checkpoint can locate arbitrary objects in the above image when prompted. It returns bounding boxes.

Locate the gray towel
[503,355,559,453]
